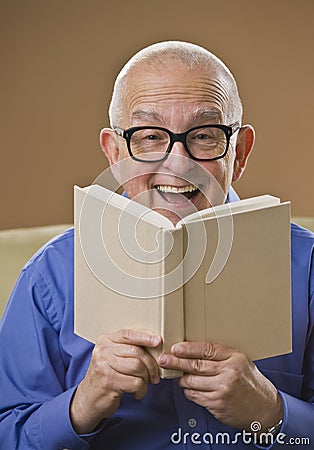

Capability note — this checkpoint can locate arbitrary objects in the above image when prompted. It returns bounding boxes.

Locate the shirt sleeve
[0,263,97,450]
[278,244,314,444]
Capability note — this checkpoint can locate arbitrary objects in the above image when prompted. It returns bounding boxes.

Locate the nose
[160,141,194,175]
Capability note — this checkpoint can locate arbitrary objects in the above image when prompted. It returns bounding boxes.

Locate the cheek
[118,156,147,186]
[201,159,230,186]
[120,162,154,202]
[211,150,235,186]
[123,175,148,197]
[123,175,156,210]
[199,154,235,206]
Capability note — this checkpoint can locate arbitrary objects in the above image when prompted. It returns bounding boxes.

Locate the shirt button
[188,418,197,428]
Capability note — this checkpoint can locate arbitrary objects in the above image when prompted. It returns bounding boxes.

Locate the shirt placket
[171,378,213,450]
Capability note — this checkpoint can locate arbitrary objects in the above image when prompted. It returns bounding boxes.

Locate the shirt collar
[226,186,240,203]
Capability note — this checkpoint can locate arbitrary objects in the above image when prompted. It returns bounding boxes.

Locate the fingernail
[158,355,167,365]
[171,344,182,354]
[152,336,161,346]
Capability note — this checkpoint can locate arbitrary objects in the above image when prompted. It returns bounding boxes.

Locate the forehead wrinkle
[127,79,230,117]
[131,106,220,125]
[129,82,220,98]
[209,78,229,108]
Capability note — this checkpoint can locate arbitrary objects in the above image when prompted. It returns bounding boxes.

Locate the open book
[74,184,292,378]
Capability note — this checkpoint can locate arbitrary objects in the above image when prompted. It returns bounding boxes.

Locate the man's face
[104,63,244,225]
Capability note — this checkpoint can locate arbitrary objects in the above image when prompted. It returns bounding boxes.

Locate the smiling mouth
[154,184,200,203]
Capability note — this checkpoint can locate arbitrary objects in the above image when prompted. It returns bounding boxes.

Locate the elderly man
[0,41,313,449]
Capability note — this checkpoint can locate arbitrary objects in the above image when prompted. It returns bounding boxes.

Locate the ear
[232,125,255,182]
[100,128,122,181]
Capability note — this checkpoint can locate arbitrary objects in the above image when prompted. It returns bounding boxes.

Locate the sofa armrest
[0,224,72,319]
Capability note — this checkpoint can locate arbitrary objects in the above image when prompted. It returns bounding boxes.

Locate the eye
[194,132,214,141]
[140,130,168,143]
[145,134,159,140]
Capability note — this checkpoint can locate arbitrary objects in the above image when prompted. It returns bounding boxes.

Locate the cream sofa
[0,224,72,318]
[1,219,314,319]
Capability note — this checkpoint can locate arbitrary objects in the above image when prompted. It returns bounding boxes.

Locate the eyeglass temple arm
[113,127,124,137]
[230,122,241,134]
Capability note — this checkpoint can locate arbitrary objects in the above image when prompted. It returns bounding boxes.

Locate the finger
[110,370,149,400]
[109,329,162,348]
[182,388,221,408]
[178,374,222,392]
[108,330,161,384]
[96,338,160,384]
[109,354,160,384]
[108,356,149,382]
[158,353,221,375]
[170,342,235,361]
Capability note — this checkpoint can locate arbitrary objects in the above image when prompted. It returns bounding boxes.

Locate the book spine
[182,223,207,343]
[159,228,185,378]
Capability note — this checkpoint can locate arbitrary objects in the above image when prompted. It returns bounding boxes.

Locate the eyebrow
[130,107,221,126]
[190,108,221,122]
[131,109,163,124]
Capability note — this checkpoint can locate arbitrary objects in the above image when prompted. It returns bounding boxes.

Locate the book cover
[74,184,292,378]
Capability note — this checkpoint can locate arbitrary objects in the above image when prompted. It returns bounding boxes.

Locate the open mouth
[154,184,200,204]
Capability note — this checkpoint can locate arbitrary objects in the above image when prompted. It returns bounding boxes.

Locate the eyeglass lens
[129,127,228,161]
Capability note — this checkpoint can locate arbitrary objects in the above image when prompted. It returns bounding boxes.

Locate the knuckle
[120,328,132,341]
[91,344,105,365]
[220,381,232,398]
[183,374,196,389]
[133,376,146,391]
[227,356,247,381]
[129,345,143,358]
[184,388,198,400]
[233,350,247,366]
[134,382,148,400]
[131,358,144,374]
[191,358,207,373]
[98,364,115,389]
[94,337,109,353]
[202,342,215,359]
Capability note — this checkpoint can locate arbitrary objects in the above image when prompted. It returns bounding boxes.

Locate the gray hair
[109,41,243,127]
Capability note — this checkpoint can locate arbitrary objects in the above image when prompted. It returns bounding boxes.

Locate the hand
[157,342,283,432]
[70,329,161,434]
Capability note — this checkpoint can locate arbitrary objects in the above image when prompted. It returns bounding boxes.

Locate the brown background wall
[1,0,313,230]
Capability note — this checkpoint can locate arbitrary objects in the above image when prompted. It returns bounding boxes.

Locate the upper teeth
[156,185,198,193]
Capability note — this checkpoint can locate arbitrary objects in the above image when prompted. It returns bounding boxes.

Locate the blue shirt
[0,190,313,449]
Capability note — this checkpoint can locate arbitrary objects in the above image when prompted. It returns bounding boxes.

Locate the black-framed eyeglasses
[113,123,240,163]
